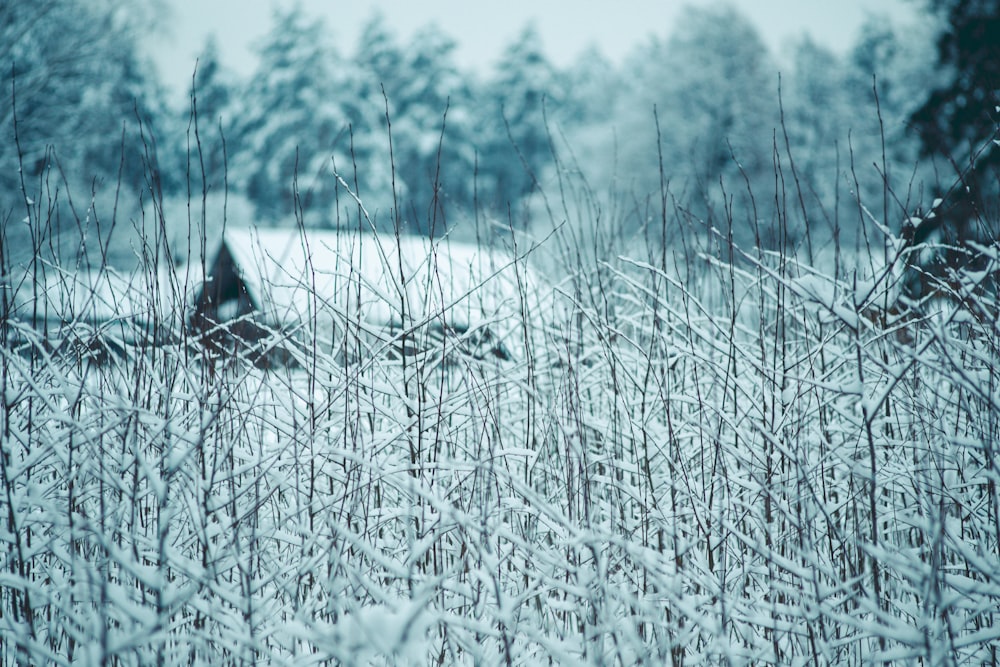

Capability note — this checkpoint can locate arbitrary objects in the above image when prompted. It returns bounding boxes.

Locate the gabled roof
[215,227,546,338]
[11,264,192,327]
[8,263,199,351]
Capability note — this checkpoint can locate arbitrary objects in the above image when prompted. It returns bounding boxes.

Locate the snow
[4,229,999,665]
[9,264,199,351]
[215,226,556,359]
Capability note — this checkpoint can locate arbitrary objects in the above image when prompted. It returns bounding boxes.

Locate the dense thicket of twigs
[2,121,1000,665]
[0,58,1000,665]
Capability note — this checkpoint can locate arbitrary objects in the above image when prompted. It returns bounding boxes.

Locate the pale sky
[149,0,918,102]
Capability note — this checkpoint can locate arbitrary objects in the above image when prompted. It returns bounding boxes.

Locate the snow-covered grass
[3,166,1000,666]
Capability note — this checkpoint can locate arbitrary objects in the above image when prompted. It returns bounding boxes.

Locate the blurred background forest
[1,0,997,269]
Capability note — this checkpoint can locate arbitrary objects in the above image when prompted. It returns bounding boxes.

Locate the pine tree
[186,36,235,192]
[909,0,1000,241]
[480,24,562,217]
[1,1,166,194]
[611,6,777,244]
[1,0,170,266]
[392,25,476,232]
[350,18,479,233]
[231,6,350,225]
[346,13,408,227]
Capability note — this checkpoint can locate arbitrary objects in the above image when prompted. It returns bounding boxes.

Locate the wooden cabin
[190,227,548,365]
[7,265,191,365]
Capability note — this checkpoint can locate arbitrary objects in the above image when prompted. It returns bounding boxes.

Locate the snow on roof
[12,264,192,327]
[218,227,547,336]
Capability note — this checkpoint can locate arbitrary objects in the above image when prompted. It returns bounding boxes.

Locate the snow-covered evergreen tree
[392,25,477,233]
[184,36,236,193]
[624,6,777,244]
[479,24,563,219]
[343,14,409,228]
[230,6,351,226]
[0,1,164,183]
[0,0,171,267]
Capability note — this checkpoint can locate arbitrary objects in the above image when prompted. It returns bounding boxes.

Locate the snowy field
[3,226,999,665]
[5,1,1000,663]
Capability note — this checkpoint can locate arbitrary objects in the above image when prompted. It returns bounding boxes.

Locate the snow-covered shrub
[2,140,999,667]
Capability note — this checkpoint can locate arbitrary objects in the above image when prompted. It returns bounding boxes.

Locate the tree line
[1,1,997,268]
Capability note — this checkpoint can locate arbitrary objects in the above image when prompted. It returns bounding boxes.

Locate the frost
[5,167,1000,667]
